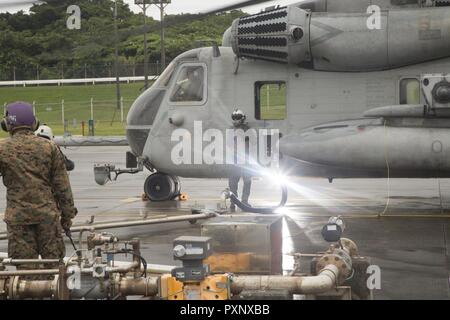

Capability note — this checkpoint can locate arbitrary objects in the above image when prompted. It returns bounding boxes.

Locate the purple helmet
[5,101,36,128]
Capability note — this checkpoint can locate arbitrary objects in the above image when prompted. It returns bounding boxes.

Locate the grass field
[0,81,286,138]
[260,83,287,120]
[0,82,148,137]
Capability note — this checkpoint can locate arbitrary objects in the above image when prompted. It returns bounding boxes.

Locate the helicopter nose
[126,88,166,156]
[126,127,149,157]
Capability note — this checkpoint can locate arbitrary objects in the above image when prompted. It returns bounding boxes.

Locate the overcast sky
[0,0,297,19]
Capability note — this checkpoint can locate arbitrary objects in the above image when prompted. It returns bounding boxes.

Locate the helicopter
[94,0,450,207]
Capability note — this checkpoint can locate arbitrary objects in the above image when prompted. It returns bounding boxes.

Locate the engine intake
[229,4,450,72]
[231,6,311,65]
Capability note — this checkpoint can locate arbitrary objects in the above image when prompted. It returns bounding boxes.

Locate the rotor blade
[119,0,275,39]
[202,0,278,15]
[0,1,44,9]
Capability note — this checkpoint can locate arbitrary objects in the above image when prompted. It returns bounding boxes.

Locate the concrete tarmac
[0,146,449,299]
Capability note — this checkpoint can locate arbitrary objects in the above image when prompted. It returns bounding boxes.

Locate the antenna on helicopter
[264,5,279,12]
[195,40,221,57]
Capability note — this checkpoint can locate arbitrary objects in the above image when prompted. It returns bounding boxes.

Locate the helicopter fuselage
[126,45,450,180]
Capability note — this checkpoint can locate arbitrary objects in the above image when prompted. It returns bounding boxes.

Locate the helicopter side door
[161,62,214,176]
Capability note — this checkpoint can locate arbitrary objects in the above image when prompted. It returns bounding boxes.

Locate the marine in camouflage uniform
[0,102,77,271]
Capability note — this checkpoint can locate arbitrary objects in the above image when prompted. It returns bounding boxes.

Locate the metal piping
[117,277,159,297]
[298,265,339,294]
[0,269,60,276]
[67,213,214,233]
[102,261,140,274]
[15,279,57,299]
[0,213,215,241]
[230,264,340,295]
[2,276,159,299]
[0,250,350,298]
[2,267,339,299]
[0,259,60,265]
[146,264,175,274]
[0,262,139,277]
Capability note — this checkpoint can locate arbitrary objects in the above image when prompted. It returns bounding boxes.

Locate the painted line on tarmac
[120,197,142,203]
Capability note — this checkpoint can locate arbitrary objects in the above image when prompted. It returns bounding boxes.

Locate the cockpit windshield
[170,65,205,102]
[127,50,205,130]
[127,88,165,126]
[127,62,177,128]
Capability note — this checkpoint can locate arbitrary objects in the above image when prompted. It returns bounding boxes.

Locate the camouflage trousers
[7,217,65,273]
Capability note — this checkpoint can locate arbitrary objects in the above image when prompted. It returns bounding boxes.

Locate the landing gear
[143,173,181,201]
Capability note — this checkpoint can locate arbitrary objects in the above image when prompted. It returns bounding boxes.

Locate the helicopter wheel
[171,175,181,197]
[144,173,180,201]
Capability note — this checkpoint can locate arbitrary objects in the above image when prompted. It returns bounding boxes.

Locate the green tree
[0,1,245,80]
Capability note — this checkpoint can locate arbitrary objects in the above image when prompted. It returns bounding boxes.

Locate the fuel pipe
[226,183,288,214]
[0,268,341,299]
[0,249,352,299]
[230,238,356,295]
[0,213,215,241]
[0,238,359,299]
[229,265,340,295]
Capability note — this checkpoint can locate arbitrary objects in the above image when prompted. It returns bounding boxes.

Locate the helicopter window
[170,65,205,103]
[399,78,420,104]
[391,0,419,5]
[255,82,287,120]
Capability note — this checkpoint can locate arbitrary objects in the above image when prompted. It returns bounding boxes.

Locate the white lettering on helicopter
[67,5,81,30]
[366,5,381,30]
[171,121,279,167]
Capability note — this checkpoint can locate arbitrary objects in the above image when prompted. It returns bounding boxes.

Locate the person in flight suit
[229,109,252,212]
[35,124,75,172]
[173,67,204,102]
[0,102,78,270]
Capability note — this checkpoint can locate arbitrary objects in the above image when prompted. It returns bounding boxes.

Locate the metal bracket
[94,161,144,186]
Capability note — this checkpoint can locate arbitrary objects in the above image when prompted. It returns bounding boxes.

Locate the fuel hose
[228,183,288,214]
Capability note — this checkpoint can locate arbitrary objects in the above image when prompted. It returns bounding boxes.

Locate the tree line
[0,0,245,80]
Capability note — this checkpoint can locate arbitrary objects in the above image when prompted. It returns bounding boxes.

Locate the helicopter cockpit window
[255,82,287,120]
[170,65,205,103]
[399,78,420,104]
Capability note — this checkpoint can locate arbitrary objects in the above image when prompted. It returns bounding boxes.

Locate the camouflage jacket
[0,129,77,225]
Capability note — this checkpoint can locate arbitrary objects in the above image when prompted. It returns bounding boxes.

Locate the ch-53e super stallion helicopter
[95,0,450,211]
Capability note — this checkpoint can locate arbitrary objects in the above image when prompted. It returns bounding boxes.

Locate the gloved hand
[61,217,73,235]
[65,157,75,171]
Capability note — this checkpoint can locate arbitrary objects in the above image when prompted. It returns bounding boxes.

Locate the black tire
[144,173,177,201]
[170,175,181,197]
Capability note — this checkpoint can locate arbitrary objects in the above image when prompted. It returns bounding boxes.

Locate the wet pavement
[0,146,449,299]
